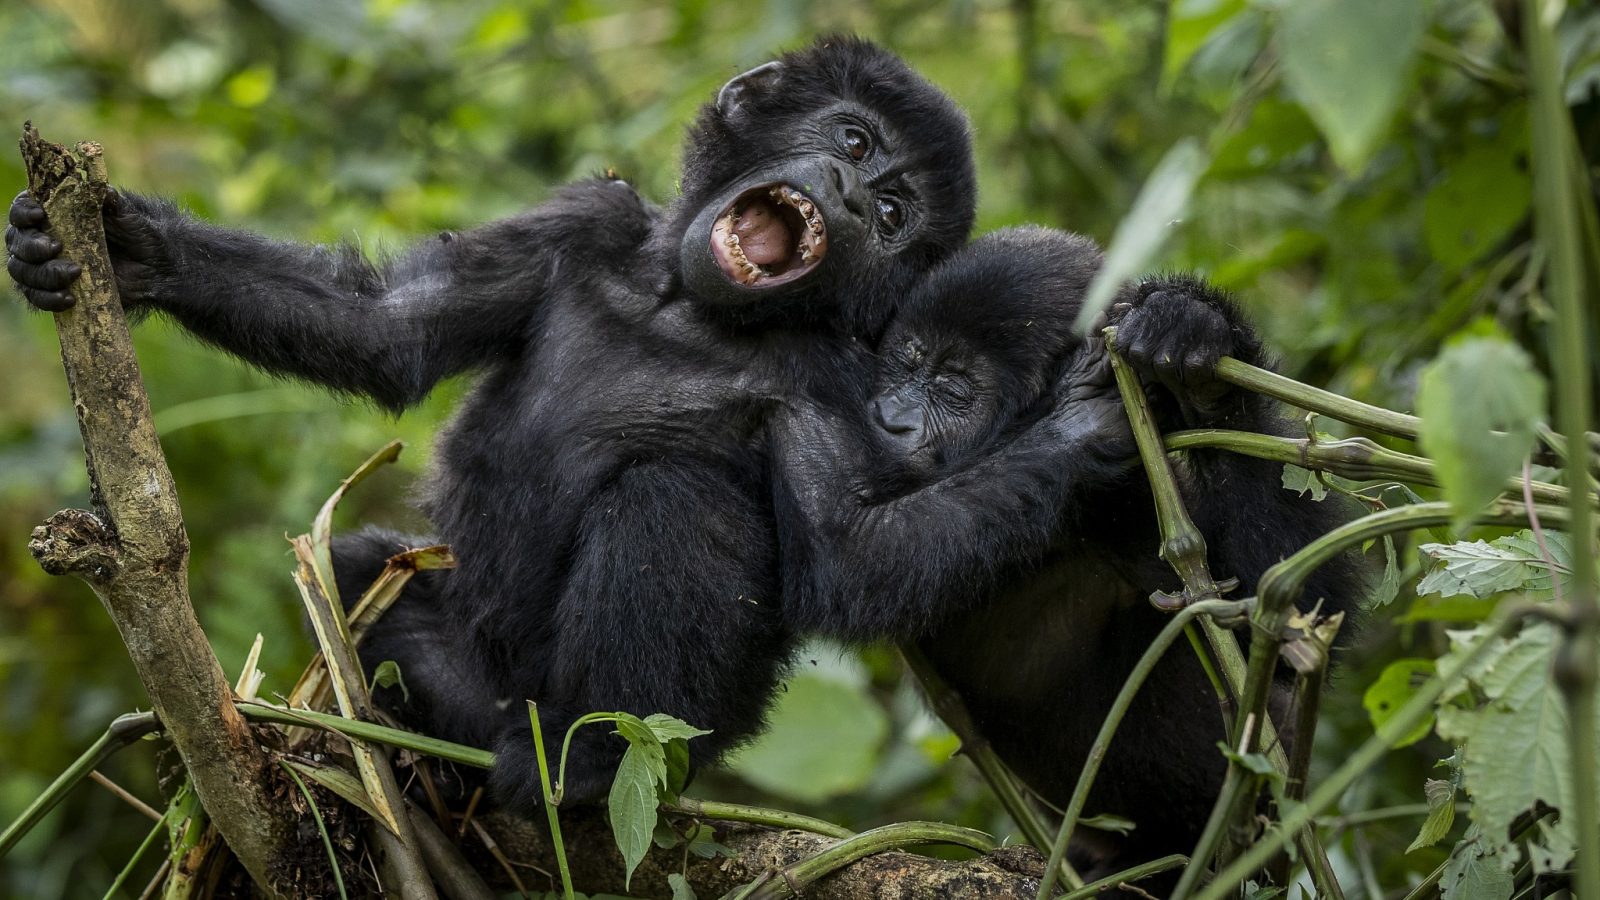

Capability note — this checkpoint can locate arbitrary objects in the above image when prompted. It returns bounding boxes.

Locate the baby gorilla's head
[870,227,1103,481]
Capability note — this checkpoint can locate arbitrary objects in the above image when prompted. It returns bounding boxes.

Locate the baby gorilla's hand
[1046,343,1137,467]
[1109,276,1258,426]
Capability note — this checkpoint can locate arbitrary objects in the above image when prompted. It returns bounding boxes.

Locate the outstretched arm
[7,181,649,410]
[772,346,1137,642]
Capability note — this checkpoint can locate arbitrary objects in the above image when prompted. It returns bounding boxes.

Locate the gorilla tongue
[732,200,794,268]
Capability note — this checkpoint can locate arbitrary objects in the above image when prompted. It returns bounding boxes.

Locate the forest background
[1,0,1593,896]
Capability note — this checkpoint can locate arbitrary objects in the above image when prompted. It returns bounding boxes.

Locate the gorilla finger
[6,227,63,263]
[1183,347,1220,378]
[9,192,46,228]
[8,255,81,291]
[21,285,74,311]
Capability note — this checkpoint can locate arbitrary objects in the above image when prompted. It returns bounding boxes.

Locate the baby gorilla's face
[869,328,1003,479]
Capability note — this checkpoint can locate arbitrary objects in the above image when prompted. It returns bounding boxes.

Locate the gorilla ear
[716,61,786,119]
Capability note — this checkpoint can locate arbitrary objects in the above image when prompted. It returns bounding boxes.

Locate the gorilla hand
[1109,275,1264,427]
[6,190,171,311]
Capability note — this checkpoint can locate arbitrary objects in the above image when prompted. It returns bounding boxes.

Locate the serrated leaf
[1434,623,1600,873]
[668,873,697,900]
[1163,0,1248,85]
[1076,139,1210,331]
[1279,0,1429,170]
[1417,534,1563,599]
[1440,833,1514,900]
[1282,463,1328,500]
[608,744,659,889]
[1415,337,1546,532]
[642,713,713,742]
[1408,778,1457,852]
[1364,659,1436,748]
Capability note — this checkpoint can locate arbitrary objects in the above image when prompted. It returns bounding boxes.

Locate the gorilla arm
[771,347,1136,642]
[6,180,651,411]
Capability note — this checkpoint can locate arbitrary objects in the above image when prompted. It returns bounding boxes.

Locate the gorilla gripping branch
[16,124,302,895]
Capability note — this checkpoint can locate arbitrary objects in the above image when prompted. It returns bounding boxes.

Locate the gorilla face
[674,37,976,320]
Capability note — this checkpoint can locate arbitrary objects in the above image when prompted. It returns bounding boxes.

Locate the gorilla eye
[876,197,905,233]
[842,127,871,162]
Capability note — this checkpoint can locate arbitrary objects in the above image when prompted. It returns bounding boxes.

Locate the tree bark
[19,124,298,896]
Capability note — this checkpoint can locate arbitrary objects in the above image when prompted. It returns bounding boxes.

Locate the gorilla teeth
[711,183,826,287]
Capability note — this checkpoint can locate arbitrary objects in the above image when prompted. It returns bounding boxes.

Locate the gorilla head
[674,36,977,329]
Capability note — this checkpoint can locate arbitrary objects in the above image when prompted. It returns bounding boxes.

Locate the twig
[89,770,162,823]
[1056,853,1188,899]
[18,123,293,894]
[747,821,998,899]
[1212,356,1420,438]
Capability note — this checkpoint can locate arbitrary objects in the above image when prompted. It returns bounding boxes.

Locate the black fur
[769,232,1362,876]
[6,36,977,812]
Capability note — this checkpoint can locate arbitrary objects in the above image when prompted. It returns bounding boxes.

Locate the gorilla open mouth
[710,184,828,288]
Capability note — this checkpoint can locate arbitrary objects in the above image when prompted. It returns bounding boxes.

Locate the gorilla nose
[829,161,870,222]
[873,395,924,436]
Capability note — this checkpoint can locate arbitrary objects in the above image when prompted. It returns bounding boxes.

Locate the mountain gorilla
[5,37,978,812]
[771,231,1361,874]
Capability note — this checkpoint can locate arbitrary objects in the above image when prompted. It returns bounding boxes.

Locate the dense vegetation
[1,0,1597,896]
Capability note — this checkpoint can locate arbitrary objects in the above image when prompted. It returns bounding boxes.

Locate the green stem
[1036,599,1246,900]
[751,822,997,899]
[1055,854,1188,900]
[100,813,166,900]
[237,703,495,768]
[1212,357,1420,439]
[0,711,159,859]
[556,712,620,803]
[1191,608,1539,900]
[281,761,349,900]
[663,798,853,840]
[1166,429,1593,509]
[1526,0,1600,894]
[528,702,575,900]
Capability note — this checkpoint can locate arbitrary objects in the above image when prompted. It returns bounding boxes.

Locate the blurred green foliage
[1,0,1595,896]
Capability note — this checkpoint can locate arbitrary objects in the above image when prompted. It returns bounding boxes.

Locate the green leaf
[1435,623,1598,873]
[642,713,713,742]
[683,824,733,859]
[1163,0,1248,85]
[1414,337,1547,532]
[1363,659,1436,748]
[370,659,409,701]
[1408,777,1457,853]
[1424,136,1531,272]
[1417,531,1570,600]
[1281,463,1328,501]
[726,673,889,803]
[1076,139,1210,332]
[1370,536,1402,609]
[661,738,691,801]
[607,744,659,889]
[668,873,697,900]
[1439,831,1514,900]
[1278,0,1430,170]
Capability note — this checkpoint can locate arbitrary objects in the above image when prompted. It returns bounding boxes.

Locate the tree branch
[18,123,298,894]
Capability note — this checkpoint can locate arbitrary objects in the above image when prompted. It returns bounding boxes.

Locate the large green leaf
[1435,623,1599,874]
[1418,531,1572,599]
[607,745,658,890]
[1278,0,1430,170]
[1075,139,1210,332]
[727,672,888,803]
[1363,658,1436,748]
[1414,337,1546,532]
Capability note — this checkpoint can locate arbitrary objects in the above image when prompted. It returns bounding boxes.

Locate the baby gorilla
[773,229,1359,876]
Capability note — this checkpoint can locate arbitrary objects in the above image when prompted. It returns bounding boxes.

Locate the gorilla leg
[330,527,506,753]
[488,461,791,813]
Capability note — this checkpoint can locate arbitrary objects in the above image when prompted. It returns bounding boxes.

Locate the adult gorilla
[5,36,977,812]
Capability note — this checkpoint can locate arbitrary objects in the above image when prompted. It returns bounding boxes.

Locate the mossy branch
[18,123,297,895]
